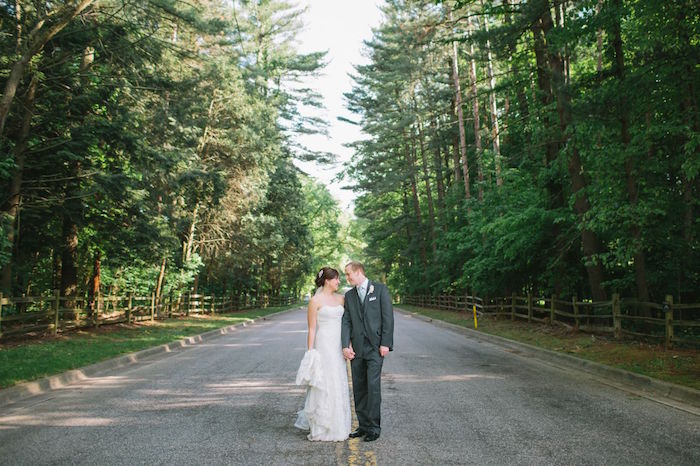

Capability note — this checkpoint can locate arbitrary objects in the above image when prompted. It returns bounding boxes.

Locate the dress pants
[351,346,383,435]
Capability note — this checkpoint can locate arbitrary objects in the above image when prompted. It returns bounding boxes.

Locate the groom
[341,261,394,442]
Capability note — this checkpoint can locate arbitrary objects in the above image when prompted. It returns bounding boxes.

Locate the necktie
[358,285,366,302]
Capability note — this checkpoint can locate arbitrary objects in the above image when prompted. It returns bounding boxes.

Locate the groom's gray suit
[341,280,394,436]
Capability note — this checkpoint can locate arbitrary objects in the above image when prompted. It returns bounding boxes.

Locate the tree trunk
[503,0,530,141]
[481,4,502,187]
[59,44,95,313]
[531,4,566,298]
[415,114,437,259]
[14,0,22,53]
[52,248,60,292]
[609,0,650,305]
[596,0,604,75]
[677,2,699,301]
[467,27,484,202]
[449,98,462,186]
[448,10,471,201]
[155,257,167,306]
[567,149,608,302]
[531,14,559,177]
[404,139,428,270]
[401,185,413,247]
[430,119,446,215]
[87,251,101,318]
[0,73,37,293]
[60,198,79,311]
[539,0,607,301]
[183,202,199,263]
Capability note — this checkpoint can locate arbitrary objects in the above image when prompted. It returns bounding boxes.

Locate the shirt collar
[356,278,369,290]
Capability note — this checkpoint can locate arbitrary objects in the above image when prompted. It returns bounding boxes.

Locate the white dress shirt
[356,278,369,302]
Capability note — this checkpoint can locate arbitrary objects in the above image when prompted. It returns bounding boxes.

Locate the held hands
[343,346,355,361]
[343,346,390,359]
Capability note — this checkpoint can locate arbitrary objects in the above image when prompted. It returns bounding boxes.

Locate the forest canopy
[0,0,341,301]
[0,0,698,307]
[345,0,699,303]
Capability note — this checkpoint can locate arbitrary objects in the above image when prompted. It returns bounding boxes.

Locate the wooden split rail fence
[401,294,700,348]
[0,291,298,339]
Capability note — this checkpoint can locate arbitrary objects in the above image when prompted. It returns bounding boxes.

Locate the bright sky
[293,0,384,213]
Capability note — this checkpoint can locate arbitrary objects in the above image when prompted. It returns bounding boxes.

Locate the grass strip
[398,304,700,391]
[0,305,300,389]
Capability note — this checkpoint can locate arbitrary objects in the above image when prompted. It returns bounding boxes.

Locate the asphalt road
[0,307,698,465]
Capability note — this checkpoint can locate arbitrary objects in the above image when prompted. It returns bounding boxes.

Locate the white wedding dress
[294,304,351,441]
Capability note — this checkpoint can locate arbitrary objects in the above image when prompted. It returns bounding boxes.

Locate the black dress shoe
[349,429,366,438]
[363,432,380,442]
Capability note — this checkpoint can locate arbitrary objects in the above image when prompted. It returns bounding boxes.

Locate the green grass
[398,304,700,391]
[0,305,300,389]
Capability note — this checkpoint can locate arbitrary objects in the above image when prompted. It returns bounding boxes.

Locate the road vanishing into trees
[0,308,698,465]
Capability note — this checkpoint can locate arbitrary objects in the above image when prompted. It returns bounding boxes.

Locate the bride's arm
[307,300,317,350]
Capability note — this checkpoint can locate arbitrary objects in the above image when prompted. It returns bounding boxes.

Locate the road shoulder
[0,306,303,407]
[395,307,700,414]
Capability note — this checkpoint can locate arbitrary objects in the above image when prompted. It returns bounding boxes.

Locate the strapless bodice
[317,304,344,324]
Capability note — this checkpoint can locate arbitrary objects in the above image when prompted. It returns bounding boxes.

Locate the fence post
[511,293,515,321]
[0,292,4,339]
[96,294,103,327]
[127,293,133,324]
[550,294,556,325]
[168,292,173,319]
[573,294,579,330]
[664,295,674,349]
[612,293,621,339]
[186,292,191,316]
[53,289,60,335]
[150,293,155,322]
[527,292,532,322]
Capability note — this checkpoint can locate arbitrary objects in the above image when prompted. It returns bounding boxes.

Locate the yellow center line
[342,359,377,466]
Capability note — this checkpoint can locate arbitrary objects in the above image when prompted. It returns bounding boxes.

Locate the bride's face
[325,276,340,292]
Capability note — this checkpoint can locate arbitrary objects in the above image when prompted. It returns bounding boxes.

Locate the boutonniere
[368,284,375,294]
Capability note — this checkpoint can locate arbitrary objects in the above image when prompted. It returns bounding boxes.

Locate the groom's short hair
[345,261,365,273]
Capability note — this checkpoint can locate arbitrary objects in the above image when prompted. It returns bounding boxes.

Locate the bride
[294,267,351,441]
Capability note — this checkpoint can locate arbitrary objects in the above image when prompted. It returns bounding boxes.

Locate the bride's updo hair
[315,266,339,288]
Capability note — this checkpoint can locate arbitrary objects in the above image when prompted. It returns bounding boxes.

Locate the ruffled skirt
[294,349,351,441]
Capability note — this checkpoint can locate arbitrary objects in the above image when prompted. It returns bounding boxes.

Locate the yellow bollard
[473,304,478,329]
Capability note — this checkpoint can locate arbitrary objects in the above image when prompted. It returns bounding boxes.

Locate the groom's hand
[343,347,355,360]
[379,346,390,357]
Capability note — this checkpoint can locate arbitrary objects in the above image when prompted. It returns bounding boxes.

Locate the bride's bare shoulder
[308,295,321,311]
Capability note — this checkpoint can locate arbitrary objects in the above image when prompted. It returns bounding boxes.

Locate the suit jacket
[341,280,394,357]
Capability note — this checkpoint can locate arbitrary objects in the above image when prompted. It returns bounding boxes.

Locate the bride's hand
[342,347,355,360]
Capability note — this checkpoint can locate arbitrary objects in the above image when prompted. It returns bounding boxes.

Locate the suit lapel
[361,280,373,343]
[363,280,371,306]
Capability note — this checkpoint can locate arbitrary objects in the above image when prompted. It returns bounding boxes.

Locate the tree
[344,0,699,303]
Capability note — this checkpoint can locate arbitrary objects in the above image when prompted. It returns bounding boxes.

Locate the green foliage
[0,0,334,301]
[344,0,699,303]
[302,175,343,284]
